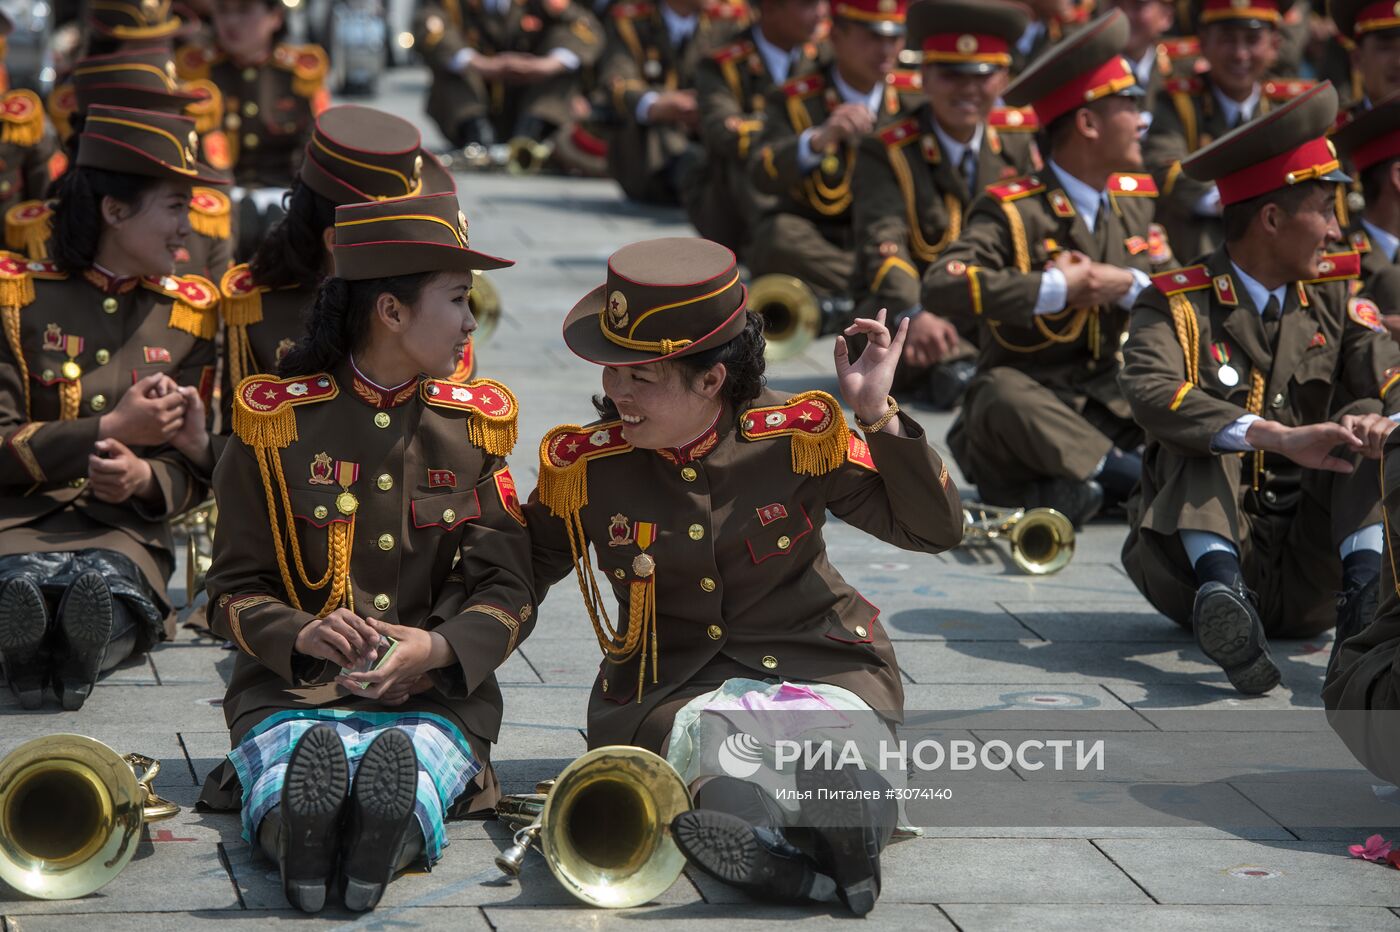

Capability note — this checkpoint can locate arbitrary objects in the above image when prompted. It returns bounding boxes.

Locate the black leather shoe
[926,358,976,411]
[55,571,113,711]
[1026,478,1104,528]
[795,765,895,916]
[1330,576,1380,674]
[672,809,834,903]
[0,576,49,709]
[280,724,350,913]
[341,728,419,912]
[1193,579,1279,695]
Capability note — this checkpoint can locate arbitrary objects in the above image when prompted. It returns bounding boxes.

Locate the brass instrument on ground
[505,137,553,176]
[748,275,860,361]
[961,501,1075,575]
[0,734,180,899]
[181,501,217,608]
[494,745,692,908]
[469,270,502,344]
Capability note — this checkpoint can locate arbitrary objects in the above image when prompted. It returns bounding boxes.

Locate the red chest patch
[756,503,788,525]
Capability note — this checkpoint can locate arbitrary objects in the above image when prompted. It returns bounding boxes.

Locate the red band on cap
[922,32,1010,65]
[1215,136,1341,205]
[833,0,906,23]
[1354,0,1400,33]
[1030,56,1137,125]
[1351,127,1400,172]
[1198,0,1282,24]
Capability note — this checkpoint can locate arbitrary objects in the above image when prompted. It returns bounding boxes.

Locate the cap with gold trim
[563,238,748,367]
[1003,9,1144,125]
[1192,0,1297,30]
[301,105,455,206]
[1330,0,1400,40]
[86,0,182,40]
[1332,89,1400,174]
[833,0,909,37]
[331,191,514,280]
[1182,81,1351,204]
[72,47,199,115]
[906,0,1030,75]
[76,104,227,184]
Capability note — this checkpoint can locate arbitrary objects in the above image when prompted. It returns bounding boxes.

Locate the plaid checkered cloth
[227,709,480,862]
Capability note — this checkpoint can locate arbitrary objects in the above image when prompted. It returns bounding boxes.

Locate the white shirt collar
[1131,48,1155,85]
[1363,219,1400,263]
[831,67,883,114]
[1048,160,1108,233]
[753,27,800,84]
[1228,259,1288,315]
[1210,82,1263,127]
[1015,21,1044,57]
[931,120,985,172]
[659,2,698,46]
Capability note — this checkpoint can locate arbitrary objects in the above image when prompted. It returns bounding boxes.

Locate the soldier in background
[0,11,61,220]
[1145,0,1314,265]
[1331,0,1400,115]
[849,0,1038,410]
[596,0,746,204]
[921,10,1164,526]
[413,0,605,153]
[681,0,826,255]
[1013,0,1092,72]
[1333,92,1399,296]
[1106,0,1180,110]
[745,0,910,298]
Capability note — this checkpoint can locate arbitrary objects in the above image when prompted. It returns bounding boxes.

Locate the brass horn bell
[494,745,692,908]
[748,274,821,361]
[505,137,553,175]
[960,501,1075,575]
[469,270,502,345]
[0,734,179,899]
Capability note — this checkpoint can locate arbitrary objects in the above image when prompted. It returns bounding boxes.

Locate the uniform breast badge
[333,460,360,515]
[1210,343,1239,388]
[631,522,657,578]
[608,513,634,547]
[309,451,335,485]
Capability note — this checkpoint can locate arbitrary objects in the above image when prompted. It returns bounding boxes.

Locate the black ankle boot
[0,576,50,709]
[1025,477,1104,528]
[671,809,833,903]
[1193,577,1279,695]
[55,571,114,711]
[795,765,895,916]
[926,358,976,411]
[341,728,419,911]
[1330,576,1380,674]
[277,724,351,913]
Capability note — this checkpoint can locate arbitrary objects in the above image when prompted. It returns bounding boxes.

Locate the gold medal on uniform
[1210,342,1239,388]
[334,460,360,515]
[60,335,84,381]
[631,521,657,578]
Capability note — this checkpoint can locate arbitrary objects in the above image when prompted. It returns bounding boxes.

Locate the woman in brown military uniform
[198,191,535,914]
[0,105,223,711]
[526,237,964,914]
[217,104,457,432]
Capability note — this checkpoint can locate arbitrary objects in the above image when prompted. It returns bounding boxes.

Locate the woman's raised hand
[835,309,907,434]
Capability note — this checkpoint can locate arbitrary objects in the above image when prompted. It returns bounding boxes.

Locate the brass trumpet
[495,745,692,908]
[0,734,179,899]
[181,501,217,608]
[505,137,553,175]
[469,270,502,344]
[961,501,1075,575]
[748,274,822,361]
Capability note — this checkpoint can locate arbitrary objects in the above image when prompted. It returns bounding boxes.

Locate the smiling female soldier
[197,191,535,914]
[525,236,965,915]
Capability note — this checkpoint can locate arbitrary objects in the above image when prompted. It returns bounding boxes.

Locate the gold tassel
[461,377,518,456]
[183,80,224,135]
[537,427,590,518]
[5,205,51,260]
[220,280,264,387]
[167,299,218,340]
[58,380,81,421]
[189,204,231,240]
[1001,201,1031,274]
[1246,369,1266,492]
[784,391,850,477]
[2,303,31,418]
[0,270,35,310]
[232,392,300,451]
[1168,293,1200,385]
[0,108,43,148]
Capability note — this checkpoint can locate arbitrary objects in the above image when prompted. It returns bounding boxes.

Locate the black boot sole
[795,766,890,916]
[342,728,418,912]
[671,808,827,903]
[281,724,350,913]
[0,577,48,710]
[57,572,113,711]
[1194,585,1280,696]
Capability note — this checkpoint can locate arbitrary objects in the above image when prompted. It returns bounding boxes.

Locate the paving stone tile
[0,843,236,914]
[944,904,1400,930]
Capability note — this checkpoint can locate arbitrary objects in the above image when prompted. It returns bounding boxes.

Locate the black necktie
[961,149,977,200]
[1262,294,1281,347]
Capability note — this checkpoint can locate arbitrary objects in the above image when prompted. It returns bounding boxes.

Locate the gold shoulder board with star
[4,200,53,261]
[143,273,219,339]
[0,90,45,148]
[420,377,520,456]
[536,421,633,518]
[174,44,218,82]
[190,187,232,240]
[1150,265,1212,296]
[740,390,851,476]
[274,44,330,98]
[1305,250,1361,284]
[232,372,339,449]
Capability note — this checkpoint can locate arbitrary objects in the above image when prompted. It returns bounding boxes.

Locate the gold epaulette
[1151,265,1211,296]
[740,390,850,476]
[143,273,220,340]
[219,264,265,387]
[231,372,338,449]
[46,84,78,141]
[420,377,520,456]
[985,176,1044,202]
[273,43,329,98]
[1306,250,1361,284]
[189,187,231,240]
[4,200,52,260]
[536,420,633,518]
[0,251,38,307]
[174,44,219,81]
[0,90,44,148]
[182,79,225,135]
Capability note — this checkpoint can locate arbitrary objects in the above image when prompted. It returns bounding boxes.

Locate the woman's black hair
[249,182,337,290]
[49,166,165,273]
[591,311,767,419]
[277,271,438,377]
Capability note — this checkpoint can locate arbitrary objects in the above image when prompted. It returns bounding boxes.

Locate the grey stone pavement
[4,67,1400,930]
